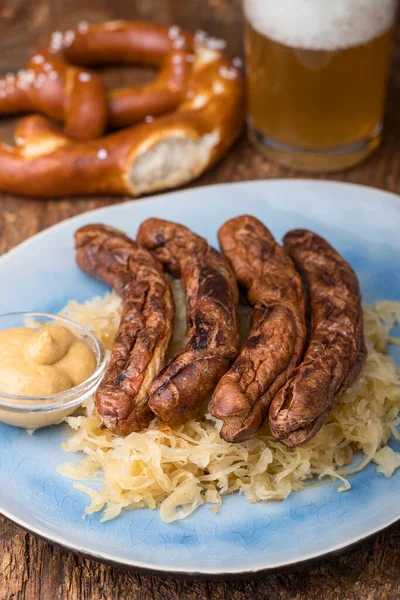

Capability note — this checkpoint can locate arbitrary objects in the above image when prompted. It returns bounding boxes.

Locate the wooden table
[1,1,400,598]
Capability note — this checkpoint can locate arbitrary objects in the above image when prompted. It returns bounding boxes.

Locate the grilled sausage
[75,224,174,436]
[210,216,307,442]
[269,229,367,447]
[137,218,240,425]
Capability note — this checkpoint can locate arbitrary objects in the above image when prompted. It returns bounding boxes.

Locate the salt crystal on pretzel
[168,25,181,39]
[204,36,227,50]
[77,21,89,33]
[232,57,243,69]
[219,65,238,80]
[172,37,187,49]
[97,148,108,160]
[78,72,91,82]
[63,30,75,47]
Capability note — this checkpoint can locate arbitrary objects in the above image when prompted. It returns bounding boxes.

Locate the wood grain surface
[1,1,400,598]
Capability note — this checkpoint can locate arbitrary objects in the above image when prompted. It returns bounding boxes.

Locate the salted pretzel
[0,22,195,139]
[0,21,244,197]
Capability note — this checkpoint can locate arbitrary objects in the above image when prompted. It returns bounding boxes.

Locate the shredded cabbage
[58,287,400,523]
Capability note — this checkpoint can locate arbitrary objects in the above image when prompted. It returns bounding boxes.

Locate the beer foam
[244,0,396,51]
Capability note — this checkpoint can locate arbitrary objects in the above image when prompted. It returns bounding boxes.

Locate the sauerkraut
[57,285,400,523]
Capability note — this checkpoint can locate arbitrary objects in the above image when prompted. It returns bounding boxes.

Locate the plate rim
[0,505,399,579]
[1,178,400,267]
[1,178,399,577]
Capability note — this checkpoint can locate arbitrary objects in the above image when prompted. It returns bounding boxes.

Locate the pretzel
[0,22,198,140]
[0,30,244,197]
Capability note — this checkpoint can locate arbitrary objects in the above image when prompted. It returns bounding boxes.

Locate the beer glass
[243,0,398,172]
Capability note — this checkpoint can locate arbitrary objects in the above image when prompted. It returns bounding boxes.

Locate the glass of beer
[243,0,398,172]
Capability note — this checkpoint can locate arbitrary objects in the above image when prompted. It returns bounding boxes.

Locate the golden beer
[244,0,397,172]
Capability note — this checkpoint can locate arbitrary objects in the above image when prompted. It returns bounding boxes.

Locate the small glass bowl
[0,312,107,429]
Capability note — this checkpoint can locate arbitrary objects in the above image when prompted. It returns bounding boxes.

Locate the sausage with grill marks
[210,216,307,442]
[137,218,240,426]
[75,224,174,436]
[268,229,367,447]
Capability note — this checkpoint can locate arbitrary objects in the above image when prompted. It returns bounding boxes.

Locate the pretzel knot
[0,22,198,140]
[0,21,245,197]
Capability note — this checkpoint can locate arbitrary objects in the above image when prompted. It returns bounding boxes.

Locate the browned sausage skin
[75,224,174,436]
[137,218,240,426]
[269,229,367,447]
[210,216,307,443]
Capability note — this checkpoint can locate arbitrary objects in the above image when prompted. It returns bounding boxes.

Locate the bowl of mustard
[0,312,106,429]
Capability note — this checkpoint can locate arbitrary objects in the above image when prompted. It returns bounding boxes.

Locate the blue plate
[0,180,399,578]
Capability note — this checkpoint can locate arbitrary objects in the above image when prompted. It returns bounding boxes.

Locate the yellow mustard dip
[0,324,96,396]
